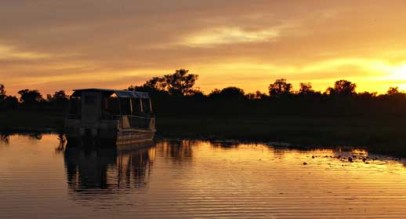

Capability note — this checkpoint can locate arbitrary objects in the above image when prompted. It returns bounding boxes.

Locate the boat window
[106,97,120,115]
[131,98,142,114]
[141,98,151,113]
[84,95,97,105]
[120,98,132,115]
[68,96,81,117]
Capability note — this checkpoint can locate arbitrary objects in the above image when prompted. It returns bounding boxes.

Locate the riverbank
[157,115,406,156]
[0,110,64,133]
[1,111,406,156]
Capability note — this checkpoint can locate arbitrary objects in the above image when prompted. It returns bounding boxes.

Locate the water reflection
[0,133,9,144]
[117,145,155,188]
[64,143,155,194]
[210,140,240,149]
[3,134,406,218]
[28,132,42,140]
[157,140,194,163]
[55,133,66,153]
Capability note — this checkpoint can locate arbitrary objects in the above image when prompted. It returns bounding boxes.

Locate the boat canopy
[71,88,150,99]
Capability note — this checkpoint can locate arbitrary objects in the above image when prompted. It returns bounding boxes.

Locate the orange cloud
[1,0,406,96]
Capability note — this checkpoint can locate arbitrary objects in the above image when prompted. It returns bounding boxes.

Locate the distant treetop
[0,84,5,101]
[268,79,292,97]
[129,69,199,96]
[326,80,356,96]
[17,89,44,104]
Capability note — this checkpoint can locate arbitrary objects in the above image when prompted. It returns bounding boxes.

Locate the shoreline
[0,128,399,158]
[1,111,406,157]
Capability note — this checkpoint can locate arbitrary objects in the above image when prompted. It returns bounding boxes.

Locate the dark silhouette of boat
[64,142,155,194]
[65,88,156,147]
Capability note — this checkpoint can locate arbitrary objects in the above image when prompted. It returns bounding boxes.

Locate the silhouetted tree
[47,90,69,104]
[3,76,406,118]
[189,90,205,100]
[0,84,5,102]
[206,87,247,114]
[246,91,268,100]
[326,80,356,96]
[268,79,292,97]
[0,96,18,110]
[357,91,377,98]
[387,87,400,95]
[163,69,198,96]
[298,82,314,95]
[18,89,43,104]
[141,77,167,91]
[208,89,220,97]
[209,87,245,100]
[129,69,198,96]
[128,80,168,96]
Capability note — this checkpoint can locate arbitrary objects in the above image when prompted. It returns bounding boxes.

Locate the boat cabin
[65,89,155,146]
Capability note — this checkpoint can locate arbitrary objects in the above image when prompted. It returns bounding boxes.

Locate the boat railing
[123,115,152,129]
[67,113,153,130]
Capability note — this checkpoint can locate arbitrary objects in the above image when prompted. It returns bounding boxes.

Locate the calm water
[1,134,406,218]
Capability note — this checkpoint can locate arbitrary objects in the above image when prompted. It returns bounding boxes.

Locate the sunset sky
[1,0,406,96]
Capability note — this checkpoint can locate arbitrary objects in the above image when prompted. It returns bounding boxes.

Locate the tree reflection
[28,133,42,140]
[210,140,240,149]
[55,133,66,153]
[64,143,155,194]
[158,140,194,163]
[272,147,286,159]
[0,133,9,144]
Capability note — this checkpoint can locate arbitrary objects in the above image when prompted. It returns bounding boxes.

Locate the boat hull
[66,128,155,148]
[116,129,155,146]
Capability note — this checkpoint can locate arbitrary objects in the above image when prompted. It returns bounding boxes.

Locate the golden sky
[1,0,406,95]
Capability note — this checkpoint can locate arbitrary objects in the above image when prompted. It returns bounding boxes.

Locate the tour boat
[65,88,156,146]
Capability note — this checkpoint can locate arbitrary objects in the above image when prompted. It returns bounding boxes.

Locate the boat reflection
[64,142,155,194]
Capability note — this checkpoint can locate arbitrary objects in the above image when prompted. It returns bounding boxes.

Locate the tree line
[0,85,69,111]
[1,69,406,116]
[129,69,406,117]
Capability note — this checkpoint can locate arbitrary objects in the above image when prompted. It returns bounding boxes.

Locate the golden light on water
[3,134,406,217]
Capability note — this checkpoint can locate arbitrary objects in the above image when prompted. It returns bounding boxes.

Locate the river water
[1,134,406,218]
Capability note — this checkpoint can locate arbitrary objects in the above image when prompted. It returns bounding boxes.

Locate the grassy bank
[1,111,406,156]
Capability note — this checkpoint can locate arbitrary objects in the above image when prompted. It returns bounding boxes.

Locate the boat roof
[72,88,150,99]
